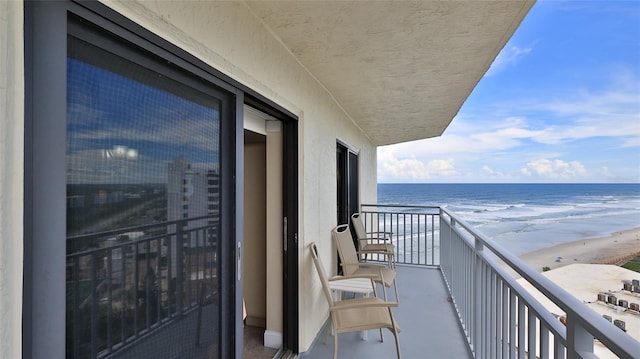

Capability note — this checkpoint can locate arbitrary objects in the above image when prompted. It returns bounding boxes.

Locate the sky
[377,1,640,184]
[67,58,220,184]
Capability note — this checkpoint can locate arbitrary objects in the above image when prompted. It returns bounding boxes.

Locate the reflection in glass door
[66,30,223,358]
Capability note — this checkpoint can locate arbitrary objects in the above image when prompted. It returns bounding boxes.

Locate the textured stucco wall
[101,0,377,352]
[0,1,24,358]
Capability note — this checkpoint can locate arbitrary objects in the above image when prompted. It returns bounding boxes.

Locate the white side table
[328,276,375,340]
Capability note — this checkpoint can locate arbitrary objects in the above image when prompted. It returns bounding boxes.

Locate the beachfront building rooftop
[517,264,640,359]
[2,1,639,358]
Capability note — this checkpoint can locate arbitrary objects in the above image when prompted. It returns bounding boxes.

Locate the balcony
[299,264,473,358]
[303,205,640,359]
[66,206,640,358]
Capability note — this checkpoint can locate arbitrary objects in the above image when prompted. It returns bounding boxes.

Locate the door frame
[245,97,299,353]
[336,142,359,226]
[336,142,359,231]
[336,141,359,274]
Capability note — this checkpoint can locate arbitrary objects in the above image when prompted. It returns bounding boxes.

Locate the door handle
[283,217,288,252]
[237,241,242,281]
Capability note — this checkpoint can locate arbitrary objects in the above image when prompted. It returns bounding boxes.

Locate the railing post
[441,214,447,269]
[449,216,455,278]
[176,221,184,316]
[440,211,454,279]
[72,255,80,358]
[566,313,594,359]
[91,251,99,359]
[106,249,113,351]
[474,236,484,359]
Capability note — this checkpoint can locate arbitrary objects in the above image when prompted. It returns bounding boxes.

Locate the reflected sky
[67,58,220,184]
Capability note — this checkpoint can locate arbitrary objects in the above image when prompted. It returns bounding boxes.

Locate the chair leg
[379,328,384,342]
[333,330,339,359]
[389,309,402,359]
[381,282,388,302]
[393,330,401,359]
[393,280,400,303]
[324,320,332,345]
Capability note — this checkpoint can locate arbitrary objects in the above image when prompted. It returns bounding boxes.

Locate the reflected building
[167,157,219,236]
[167,158,219,277]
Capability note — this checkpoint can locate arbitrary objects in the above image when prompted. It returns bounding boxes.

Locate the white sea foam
[377,183,640,256]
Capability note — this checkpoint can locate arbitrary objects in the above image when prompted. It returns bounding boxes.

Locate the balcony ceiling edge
[245,0,536,146]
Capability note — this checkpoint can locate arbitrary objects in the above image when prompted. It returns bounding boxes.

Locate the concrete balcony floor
[91,266,470,359]
[299,265,473,359]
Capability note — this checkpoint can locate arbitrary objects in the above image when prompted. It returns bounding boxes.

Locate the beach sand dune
[519,227,640,273]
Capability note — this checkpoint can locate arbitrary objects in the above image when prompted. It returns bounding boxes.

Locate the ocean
[377,183,640,256]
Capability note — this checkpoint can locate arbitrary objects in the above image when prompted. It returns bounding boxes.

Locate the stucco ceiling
[245,1,535,146]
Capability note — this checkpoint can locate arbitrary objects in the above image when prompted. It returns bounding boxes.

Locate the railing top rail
[361,203,440,210]
[66,225,216,259]
[440,207,640,355]
[67,214,218,242]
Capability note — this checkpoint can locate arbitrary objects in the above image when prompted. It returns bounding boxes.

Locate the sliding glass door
[26,4,238,357]
[65,22,228,358]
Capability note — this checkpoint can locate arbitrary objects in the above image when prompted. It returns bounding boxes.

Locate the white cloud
[520,168,532,176]
[378,148,457,182]
[378,148,427,181]
[523,159,587,179]
[482,165,505,177]
[427,159,457,176]
[384,79,639,157]
[378,69,640,182]
[486,44,534,76]
[66,148,167,184]
[621,136,640,148]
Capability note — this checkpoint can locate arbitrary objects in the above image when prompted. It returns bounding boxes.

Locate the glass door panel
[66,33,222,359]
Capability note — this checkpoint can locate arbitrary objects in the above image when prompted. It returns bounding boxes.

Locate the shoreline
[518,227,640,273]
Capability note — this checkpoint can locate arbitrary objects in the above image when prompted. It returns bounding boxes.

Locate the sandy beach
[518,227,640,273]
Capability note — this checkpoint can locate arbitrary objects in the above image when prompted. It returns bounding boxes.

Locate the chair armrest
[329,274,376,281]
[357,262,389,269]
[340,261,365,268]
[358,236,392,243]
[340,261,367,274]
[331,299,399,310]
[328,275,378,296]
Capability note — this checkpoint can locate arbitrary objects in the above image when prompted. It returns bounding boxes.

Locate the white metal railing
[360,204,640,358]
[439,207,640,359]
[66,216,218,358]
[360,204,440,266]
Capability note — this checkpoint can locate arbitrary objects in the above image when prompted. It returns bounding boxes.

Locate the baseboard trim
[264,330,283,349]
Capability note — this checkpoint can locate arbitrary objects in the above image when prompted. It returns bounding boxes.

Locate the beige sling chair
[332,224,399,303]
[351,213,395,269]
[309,242,401,359]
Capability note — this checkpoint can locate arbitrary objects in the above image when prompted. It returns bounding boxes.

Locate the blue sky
[378,1,640,183]
[67,58,220,184]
